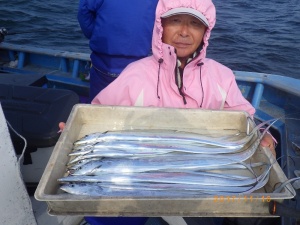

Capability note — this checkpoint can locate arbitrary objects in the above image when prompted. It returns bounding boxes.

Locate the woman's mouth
[174,42,191,48]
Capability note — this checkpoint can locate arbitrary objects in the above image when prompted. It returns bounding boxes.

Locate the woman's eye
[192,20,201,26]
[171,18,181,23]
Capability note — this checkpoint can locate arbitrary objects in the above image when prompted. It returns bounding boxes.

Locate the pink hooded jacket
[92,0,255,116]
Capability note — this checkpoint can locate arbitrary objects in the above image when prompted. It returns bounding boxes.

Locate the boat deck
[31,196,83,225]
[1,43,300,224]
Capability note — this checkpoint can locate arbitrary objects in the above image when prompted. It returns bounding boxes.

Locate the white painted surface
[0,104,37,225]
[31,197,83,225]
[20,146,54,183]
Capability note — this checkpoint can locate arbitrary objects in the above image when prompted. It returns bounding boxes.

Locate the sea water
[0,0,299,79]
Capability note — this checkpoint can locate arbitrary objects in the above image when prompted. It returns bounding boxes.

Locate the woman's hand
[58,122,66,133]
[260,133,276,157]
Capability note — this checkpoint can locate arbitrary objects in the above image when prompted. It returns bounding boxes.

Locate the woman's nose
[179,23,189,37]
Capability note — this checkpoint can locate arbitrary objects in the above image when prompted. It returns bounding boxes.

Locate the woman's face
[162,14,206,63]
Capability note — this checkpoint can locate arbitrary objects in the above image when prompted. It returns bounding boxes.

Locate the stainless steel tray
[35,104,295,216]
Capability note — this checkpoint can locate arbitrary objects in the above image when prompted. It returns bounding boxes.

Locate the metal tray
[35,104,295,217]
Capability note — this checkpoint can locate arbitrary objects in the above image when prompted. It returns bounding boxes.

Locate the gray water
[0,0,299,79]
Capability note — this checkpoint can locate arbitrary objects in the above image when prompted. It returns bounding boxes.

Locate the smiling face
[162,14,207,67]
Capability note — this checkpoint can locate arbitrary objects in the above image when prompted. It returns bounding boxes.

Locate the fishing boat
[0,42,299,225]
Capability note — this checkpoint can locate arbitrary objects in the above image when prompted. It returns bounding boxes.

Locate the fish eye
[67,169,75,175]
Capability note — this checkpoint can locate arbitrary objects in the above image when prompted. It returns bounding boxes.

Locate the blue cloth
[85,217,148,225]
[88,66,117,101]
[78,0,158,99]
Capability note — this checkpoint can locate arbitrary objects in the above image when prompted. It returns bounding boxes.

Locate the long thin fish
[59,169,270,196]
[60,183,208,197]
[58,170,267,187]
[60,182,257,196]
[73,129,247,150]
[68,156,265,176]
[73,118,279,151]
[60,119,278,197]
[70,141,246,157]
[68,132,260,166]
[273,177,300,193]
[67,156,265,174]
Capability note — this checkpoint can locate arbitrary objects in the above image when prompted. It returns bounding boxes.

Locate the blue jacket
[78,0,158,75]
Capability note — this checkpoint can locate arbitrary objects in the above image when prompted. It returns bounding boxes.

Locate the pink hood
[92,0,255,117]
[152,0,216,65]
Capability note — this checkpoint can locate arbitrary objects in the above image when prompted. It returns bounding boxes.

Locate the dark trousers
[89,66,118,103]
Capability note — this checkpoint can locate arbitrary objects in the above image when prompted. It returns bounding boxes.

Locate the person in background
[77,0,159,102]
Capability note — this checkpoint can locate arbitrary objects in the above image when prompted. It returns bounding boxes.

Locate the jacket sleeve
[224,77,256,117]
[92,58,153,106]
[77,0,103,39]
[91,79,134,106]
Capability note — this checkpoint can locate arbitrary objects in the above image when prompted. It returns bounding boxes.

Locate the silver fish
[73,129,247,150]
[60,182,257,196]
[70,140,246,157]
[60,182,205,197]
[273,177,300,193]
[60,183,104,196]
[68,148,170,165]
[74,118,278,151]
[58,170,267,187]
[59,167,271,196]
[66,157,103,169]
[68,156,266,176]
[67,157,265,175]
[59,119,278,196]
[97,182,254,193]
[68,132,260,166]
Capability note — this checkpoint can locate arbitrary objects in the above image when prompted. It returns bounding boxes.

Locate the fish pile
[58,121,274,197]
